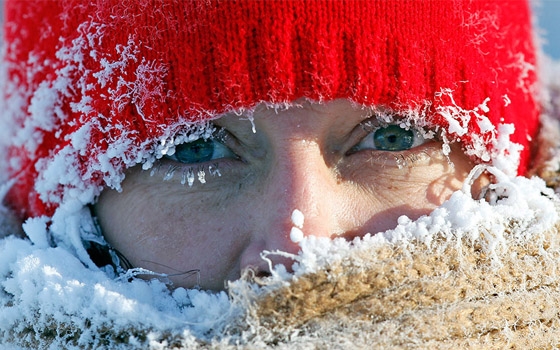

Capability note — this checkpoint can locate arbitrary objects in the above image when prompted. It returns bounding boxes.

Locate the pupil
[373,125,414,151]
[175,139,214,164]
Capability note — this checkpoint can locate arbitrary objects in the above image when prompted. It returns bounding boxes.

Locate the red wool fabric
[3,0,539,218]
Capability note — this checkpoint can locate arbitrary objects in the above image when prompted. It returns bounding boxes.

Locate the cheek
[93,178,248,288]
[343,146,473,233]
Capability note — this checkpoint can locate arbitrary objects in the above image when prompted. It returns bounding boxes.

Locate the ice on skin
[290,209,305,243]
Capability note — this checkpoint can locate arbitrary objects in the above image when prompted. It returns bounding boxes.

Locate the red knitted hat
[1,0,539,219]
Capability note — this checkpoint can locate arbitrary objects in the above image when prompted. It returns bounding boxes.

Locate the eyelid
[213,128,246,160]
[201,127,245,158]
[343,117,385,155]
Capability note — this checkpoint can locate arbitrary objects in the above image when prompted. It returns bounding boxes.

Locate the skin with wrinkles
[95,99,476,290]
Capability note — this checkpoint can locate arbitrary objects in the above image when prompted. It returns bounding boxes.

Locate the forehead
[215,99,378,129]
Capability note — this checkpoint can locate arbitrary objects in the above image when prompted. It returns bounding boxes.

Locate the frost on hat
[1,0,539,219]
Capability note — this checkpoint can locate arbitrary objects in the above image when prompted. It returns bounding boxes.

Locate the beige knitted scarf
[240,220,560,349]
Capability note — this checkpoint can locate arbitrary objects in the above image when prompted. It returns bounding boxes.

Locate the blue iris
[174,139,215,164]
[373,125,414,151]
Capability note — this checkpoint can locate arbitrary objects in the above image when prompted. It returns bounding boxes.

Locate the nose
[239,138,351,275]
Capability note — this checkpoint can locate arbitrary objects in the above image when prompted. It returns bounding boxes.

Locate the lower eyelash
[181,167,195,186]
[163,165,179,181]
[363,148,437,169]
[393,151,434,169]
[152,162,223,187]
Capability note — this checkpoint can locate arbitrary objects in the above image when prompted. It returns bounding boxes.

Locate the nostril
[255,270,272,279]
[339,229,365,242]
[242,265,272,283]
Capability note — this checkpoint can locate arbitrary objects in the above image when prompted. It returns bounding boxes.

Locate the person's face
[95,99,476,290]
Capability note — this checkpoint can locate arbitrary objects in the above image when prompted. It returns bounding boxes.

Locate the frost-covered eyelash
[150,163,222,187]
[360,118,384,132]
[393,151,434,169]
[360,117,437,139]
[362,150,433,169]
[152,124,227,162]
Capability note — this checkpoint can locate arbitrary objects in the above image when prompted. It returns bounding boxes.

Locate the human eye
[166,138,237,164]
[351,124,427,152]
